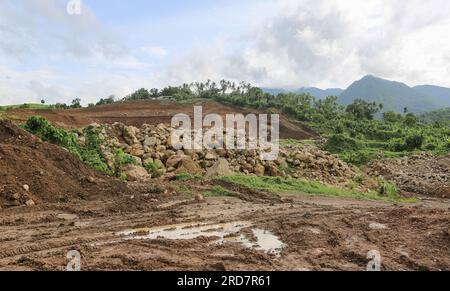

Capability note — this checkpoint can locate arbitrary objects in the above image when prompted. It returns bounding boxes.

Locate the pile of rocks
[88,122,356,185]
[368,153,450,198]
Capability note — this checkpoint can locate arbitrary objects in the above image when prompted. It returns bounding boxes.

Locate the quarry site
[0,100,448,271]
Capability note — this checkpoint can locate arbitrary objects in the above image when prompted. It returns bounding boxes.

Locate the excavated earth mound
[6,100,318,140]
[0,120,128,208]
[368,153,450,198]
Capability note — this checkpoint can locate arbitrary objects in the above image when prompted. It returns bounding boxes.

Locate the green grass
[204,185,234,197]
[0,103,52,111]
[217,175,417,203]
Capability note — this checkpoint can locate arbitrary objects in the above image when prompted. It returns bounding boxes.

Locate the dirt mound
[0,120,128,208]
[7,100,318,140]
[368,153,450,198]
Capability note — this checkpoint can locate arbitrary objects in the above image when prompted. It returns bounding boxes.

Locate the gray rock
[206,158,234,178]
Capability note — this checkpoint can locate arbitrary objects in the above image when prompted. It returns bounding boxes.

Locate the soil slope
[7,100,318,140]
[0,120,128,208]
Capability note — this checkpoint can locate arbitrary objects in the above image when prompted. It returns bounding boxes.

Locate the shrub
[345,151,371,166]
[114,148,136,176]
[404,134,424,151]
[378,179,399,197]
[25,116,111,174]
[324,134,360,154]
[388,138,406,152]
[144,162,164,178]
[424,143,437,151]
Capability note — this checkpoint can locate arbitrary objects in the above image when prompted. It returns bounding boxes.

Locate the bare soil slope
[7,100,318,140]
[0,120,128,208]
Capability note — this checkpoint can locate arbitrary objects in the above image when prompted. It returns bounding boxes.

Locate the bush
[144,162,164,178]
[424,143,437,151]
[378,179,399,197]
[324,134,360,154]
[345,151,371,166]
[388,138,406,152]
[25,116,111,174]
[404,134,424,151]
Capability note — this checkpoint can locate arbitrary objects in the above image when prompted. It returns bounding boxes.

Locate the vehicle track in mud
[0,192,448,271]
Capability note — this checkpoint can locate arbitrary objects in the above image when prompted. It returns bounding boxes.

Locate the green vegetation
[143,161,165,178]
[24,116,112,175]
[420,107,450,126]
[9,79,448,170]
[218,175,416,203]
[111,81,449,166]
[204,185,234,197]
[0,103,52,111]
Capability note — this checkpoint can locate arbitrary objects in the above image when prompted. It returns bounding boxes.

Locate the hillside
[420,107,450,125]
[413,85,450,108]
[264,76,450,114]
[263,87,343,99]
[339,75,440,113]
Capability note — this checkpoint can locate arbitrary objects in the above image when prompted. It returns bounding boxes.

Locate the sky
[1,0,450,105]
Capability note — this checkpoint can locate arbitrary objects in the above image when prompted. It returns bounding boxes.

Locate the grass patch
[0,103,52,111]
[217,175,416,203]
[204,185,234,197]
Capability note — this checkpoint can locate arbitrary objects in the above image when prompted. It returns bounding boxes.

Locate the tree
[150,88,160,97]
[97,95,115,106]
[126,88,151,101]
[71,98,82,109]
[383,111,402,123]
[346,99,381,120]
[404,113,418,126]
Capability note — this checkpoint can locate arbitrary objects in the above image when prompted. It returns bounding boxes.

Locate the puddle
[117,221,285,255]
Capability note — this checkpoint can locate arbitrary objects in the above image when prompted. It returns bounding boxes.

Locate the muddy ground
[1,103,449,271]
[0,183,449,271]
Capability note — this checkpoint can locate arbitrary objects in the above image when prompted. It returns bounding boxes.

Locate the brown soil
[0,186,448,271]
[0,113,448,271]
[6,100,318,140]
[368,153,450,198]
[0,120,129,208]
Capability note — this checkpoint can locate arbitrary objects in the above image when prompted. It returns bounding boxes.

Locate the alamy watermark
[367,250,382,271]
[171,106,280,161]
[66,250,81,271]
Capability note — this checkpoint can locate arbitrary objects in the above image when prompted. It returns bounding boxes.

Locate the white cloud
[1,0,450,106]
[139,46,168,58]
[159,0,450,88]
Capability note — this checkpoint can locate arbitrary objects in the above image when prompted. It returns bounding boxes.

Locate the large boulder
[143,136,158,147]
[175,158,203,175]
[166,154,188,168]
[123,164,150,181]
[206,158,234,178]
[123,126,139,145]
[254,164,266,176]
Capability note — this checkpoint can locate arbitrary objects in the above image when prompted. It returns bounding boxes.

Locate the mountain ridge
[263,75,450,113]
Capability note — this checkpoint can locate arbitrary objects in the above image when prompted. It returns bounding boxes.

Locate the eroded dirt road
[1,189,448,271]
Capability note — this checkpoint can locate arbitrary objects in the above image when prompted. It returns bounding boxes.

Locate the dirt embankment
[6,100,318,140]
[0,120,129,208]
[368,153,450,198]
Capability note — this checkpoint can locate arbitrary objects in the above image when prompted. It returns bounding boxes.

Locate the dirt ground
[6,100,318,140]
[0,184,449,271]
[1,104,449,271]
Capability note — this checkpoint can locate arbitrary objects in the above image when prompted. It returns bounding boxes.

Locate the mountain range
[263,75,450,114]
